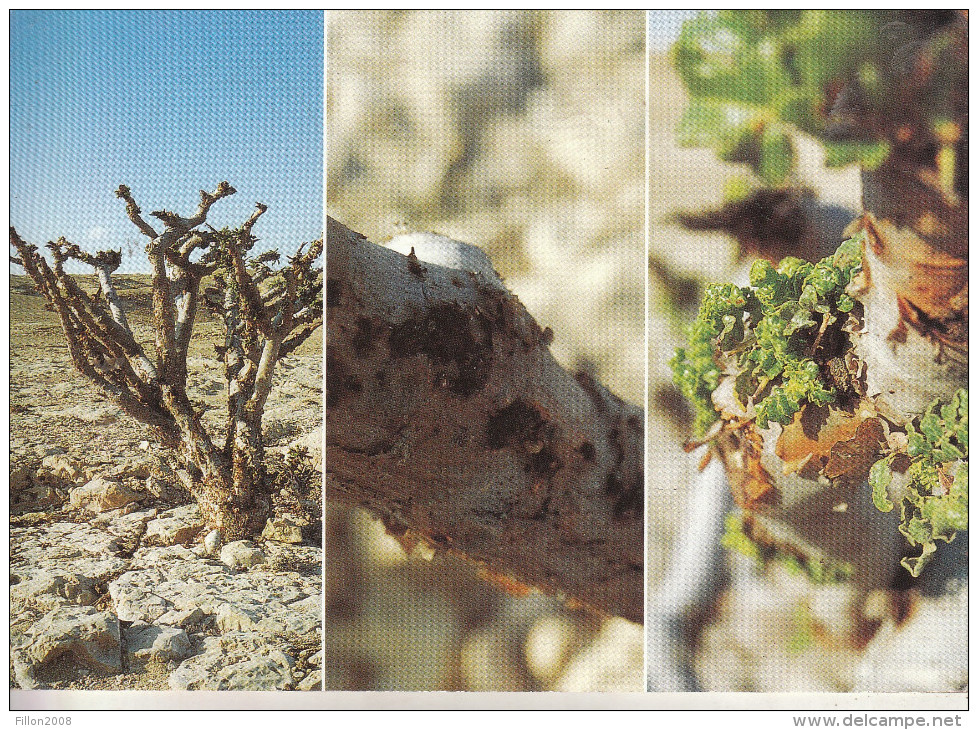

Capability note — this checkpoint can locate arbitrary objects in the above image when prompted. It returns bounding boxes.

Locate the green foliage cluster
[721,512,854,584]
[672,10,961,187]
[671,237,863,436]
[870,390,968,576]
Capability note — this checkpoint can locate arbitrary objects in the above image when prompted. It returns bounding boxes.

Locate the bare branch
[114,185,159,240]
[151,181,237,234]
[325,219,643,623]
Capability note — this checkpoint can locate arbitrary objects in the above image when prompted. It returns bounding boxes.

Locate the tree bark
[324,218,644,623]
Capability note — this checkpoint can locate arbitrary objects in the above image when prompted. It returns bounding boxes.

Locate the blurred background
[326,10,645,691]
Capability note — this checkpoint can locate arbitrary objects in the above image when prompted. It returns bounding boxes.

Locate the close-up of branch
[325,218,644,623]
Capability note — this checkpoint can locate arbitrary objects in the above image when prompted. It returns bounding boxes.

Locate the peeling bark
[324,218,644,623]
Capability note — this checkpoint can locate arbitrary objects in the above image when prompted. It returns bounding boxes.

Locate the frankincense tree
[10,182,323,540]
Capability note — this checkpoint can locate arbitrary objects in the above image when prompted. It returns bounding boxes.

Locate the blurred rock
[555,618,644,692]
[524,614,583,685]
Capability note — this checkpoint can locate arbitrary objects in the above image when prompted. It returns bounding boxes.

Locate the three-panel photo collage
[9,10,968,712]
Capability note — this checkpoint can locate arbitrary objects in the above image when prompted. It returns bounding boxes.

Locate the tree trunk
[324,218,644,623]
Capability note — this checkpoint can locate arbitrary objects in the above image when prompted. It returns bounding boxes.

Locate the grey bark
[324,219,644,623]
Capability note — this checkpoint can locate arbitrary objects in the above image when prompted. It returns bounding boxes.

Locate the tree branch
[324,218,644,623]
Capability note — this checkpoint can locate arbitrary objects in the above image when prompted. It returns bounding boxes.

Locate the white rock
[555,618,644,692]
[124,622,193,663]
[221,540,267,570]
[109,579,175,623]
[39,454,82,483]
[144,504,205,546]
[168,632,295,691]
[155,607,205,628]
[131,544,198,568]
[203,529,222,555]
[69,476,141,513]
[11,571,98,607]
[298,671,322,691]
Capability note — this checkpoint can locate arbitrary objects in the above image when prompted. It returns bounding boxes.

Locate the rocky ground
[10,275,323,691]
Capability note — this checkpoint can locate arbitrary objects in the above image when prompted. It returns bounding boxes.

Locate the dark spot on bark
[606,470,643,519]
[352,317,384,357]
[526,446,561,478]
[451,277,463,288]
[614,471,644,518]
[326,355,360,408]
[487,399,546,449]
[609,427,625,466]
[574,370,606,413]
[325,354,344,408]
[326,278,343,308]
[388,302,493,397]
[578,441,596,462]
[406,247,427,279]
[626,415,642,433]
[430,533,449,545]
[374,368,388,385]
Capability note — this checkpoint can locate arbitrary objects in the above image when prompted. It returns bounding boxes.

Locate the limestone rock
[11,571,98,607]
[131,544,199,569]
[12,606,121,689]
[124,622,193,664]
[298,671,322,691]
[144,504,205,546]
[10,523,130,606]
[155,607,206,629]
[168,632,295,690]
[39,454,83,483]
[69,476,141,513]
[109,549,319,640]
[261,515,304,544]
[221,540,267,570]
[203,529,222,556]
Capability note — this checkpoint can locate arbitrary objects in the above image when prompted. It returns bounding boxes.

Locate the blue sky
[10,10,323,273]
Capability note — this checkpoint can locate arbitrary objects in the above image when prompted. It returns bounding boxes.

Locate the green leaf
[869,456,895,512]
[759,124,794,185]
[677,98,754,148]
[824,141,892,170]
